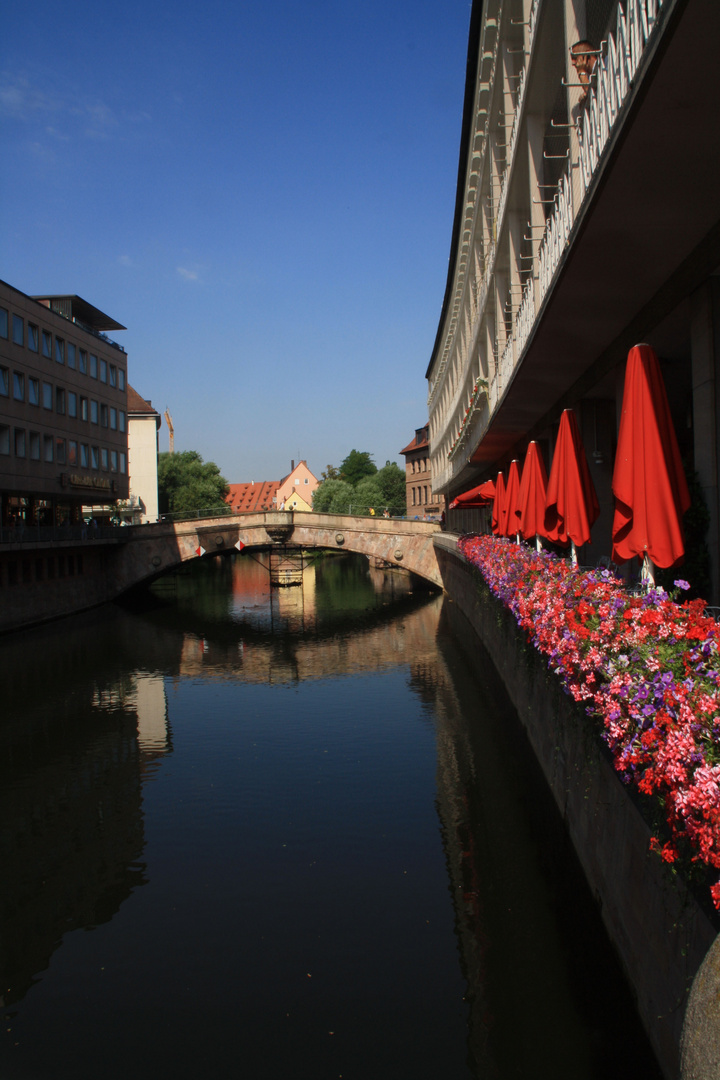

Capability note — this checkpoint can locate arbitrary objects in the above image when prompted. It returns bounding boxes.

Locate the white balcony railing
[431,0,665,491]
[578,0,663,196]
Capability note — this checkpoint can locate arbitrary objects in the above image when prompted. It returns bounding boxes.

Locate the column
[691,281,720,605]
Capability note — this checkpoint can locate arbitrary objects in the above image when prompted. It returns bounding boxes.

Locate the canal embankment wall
[434,534,720,1080]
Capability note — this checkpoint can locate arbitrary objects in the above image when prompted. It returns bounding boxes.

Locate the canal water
[0,552,661,1079]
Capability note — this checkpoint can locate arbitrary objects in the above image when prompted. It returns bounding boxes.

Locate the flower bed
[458,534,720,910]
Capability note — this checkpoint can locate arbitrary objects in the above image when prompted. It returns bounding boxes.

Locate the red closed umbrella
[491,472,506,535]
[545,408,600,554]
[449,479,496,509]
[502,459,522,538]
[517,441,548,541]
[612,343,690,569]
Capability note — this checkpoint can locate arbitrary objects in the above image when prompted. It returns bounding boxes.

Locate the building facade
[0,281,129,526]
[125,387,161,524]
[400,424,441,518]
[426,0,720,594]
[226,461,319,515]
[275,460,319,510]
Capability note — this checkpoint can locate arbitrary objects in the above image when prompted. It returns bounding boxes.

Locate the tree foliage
[158,450,229,516]
[354,477,385,516]
[321,464,340,481]
[312,454,407,517]
[375,461,406,516]
[339,449,377,486]
[312,479,354,514]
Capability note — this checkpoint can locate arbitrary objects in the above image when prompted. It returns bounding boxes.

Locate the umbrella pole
[536,535,542,553]
[641,552,655,590]
[570,540,577,565]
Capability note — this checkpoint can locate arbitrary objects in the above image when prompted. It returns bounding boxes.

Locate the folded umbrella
[612,343,690,569]
[545,408,600,552]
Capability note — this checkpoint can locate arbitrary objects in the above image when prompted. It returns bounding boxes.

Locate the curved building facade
[427,0,720,594]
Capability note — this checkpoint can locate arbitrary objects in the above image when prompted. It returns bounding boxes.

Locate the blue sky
[1,0,471,482]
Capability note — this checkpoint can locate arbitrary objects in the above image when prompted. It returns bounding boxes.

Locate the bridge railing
[160,506,233,523]
[162,506,441,523]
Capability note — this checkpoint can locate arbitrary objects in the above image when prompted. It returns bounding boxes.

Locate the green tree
[353,477,385,516]
[339,449,376,486]
[328,482,356,515]
[375,461,406,516]
[321,464,340,481]
[158,450,229,517]
[313,479,354,513]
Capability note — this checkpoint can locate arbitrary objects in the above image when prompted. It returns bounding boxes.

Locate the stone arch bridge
[115,511,442,592]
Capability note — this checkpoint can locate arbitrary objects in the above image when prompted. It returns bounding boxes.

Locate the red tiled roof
[225,481,279,513]
[400,424,430,455]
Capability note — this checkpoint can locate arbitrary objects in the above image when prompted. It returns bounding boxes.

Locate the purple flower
[674,579,691,591]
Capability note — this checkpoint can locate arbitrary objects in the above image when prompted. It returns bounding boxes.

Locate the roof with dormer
[400,424,430,456]
[225,481,279,514]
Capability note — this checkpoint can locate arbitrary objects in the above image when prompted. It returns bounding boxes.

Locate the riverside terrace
[0,511,442,632]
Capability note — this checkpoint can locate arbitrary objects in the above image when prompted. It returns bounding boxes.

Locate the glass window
[90,400,98,424]
[79,349,87,374]
[55,338,64,364]
[55,387,66,415]
[118,410,126,432]
[42,382,53,409]
[118,368,125,391]
[28,377,39,406]
[120,451,127,474]
[55,437,66,465]
[110,450,118,472]
[90,354,98,378]
[80,396,88,421]
[99,359,107,383]
[109,364,117,388]
[42,330,52,358]
[29,432,41,460]
[12,315,23,345]
[27,324,39,352]
[0,425,9,454]
[13,373,24,401]
[0,309,7,338]
[101,447,109,470]
[80,444,89,468]
[67,342,76,369]
[110,407,117,430]
[43,435,53,462]
[15,429,25,458]
[91,445,99,469]
[68,392,77,418]
[100,404,108,427]
[68,440,78,466]
[0,367,8,396]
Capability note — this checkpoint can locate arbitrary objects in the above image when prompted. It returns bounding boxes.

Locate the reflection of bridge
[118,511,442,591]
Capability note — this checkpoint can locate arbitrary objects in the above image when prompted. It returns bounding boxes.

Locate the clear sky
[1,0,471,482]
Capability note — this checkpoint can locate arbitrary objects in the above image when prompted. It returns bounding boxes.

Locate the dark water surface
[0,553,661,1079]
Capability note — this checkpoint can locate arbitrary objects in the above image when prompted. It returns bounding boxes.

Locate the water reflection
[0,553,661,1078]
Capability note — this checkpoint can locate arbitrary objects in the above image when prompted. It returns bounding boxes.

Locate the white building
[125,386,161,524]
[427,0,720,595]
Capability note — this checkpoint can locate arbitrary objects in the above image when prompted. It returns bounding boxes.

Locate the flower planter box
[434,535,720,1080]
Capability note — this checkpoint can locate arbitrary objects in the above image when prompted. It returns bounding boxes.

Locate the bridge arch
[115,511,442,594]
